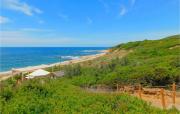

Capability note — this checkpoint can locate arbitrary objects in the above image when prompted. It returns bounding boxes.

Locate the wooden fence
[115,83,179,109]
[3,76,180,110]
[85,83,179,109]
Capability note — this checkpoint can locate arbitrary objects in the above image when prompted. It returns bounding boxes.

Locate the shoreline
[0,50,109,81]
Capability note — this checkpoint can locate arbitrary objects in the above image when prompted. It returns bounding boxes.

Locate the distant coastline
[0,47,108,72]
[0,49,109,81]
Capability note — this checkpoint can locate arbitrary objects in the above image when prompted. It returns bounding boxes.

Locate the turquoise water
[0,47,108,72]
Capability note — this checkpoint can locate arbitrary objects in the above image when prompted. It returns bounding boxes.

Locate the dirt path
[84,87,180,110]
[133,92,180,110]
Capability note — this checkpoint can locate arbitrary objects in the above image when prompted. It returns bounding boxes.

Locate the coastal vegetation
[67,35,180,88]
[0,77,179,114]
[0,35,180,113]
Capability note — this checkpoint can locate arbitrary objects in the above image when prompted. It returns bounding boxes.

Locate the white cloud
[38,20,45,24]
[98,0,109,13]
[130,0,136,6]
[1,0,42,16]
[20,28,53,32]
[0,16,10,24]
[87,17,93,24]
[118,0,137,17]
[0,30,76,47]
[119,5,127,16]
[58,13,69,21]
[33,7,43,14]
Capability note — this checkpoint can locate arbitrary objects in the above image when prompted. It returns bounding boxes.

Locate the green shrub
[0,87,14,101]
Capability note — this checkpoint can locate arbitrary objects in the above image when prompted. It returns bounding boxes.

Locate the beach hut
[25,69,50,79]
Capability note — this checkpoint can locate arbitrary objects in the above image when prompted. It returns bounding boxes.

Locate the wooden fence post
[172,83,176,105]
[138,84,142,99]
[160,88,166,109]
[21,73,24,81]
[97,85,100,91]
[116,84,119,92]
[16,79,20,86]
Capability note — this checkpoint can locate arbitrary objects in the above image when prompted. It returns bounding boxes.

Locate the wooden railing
[4,76,180,110]
[85,83,179,109]
[116,83,179,109]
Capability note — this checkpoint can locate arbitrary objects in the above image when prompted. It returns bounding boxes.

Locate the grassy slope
[0,78,178,114]
[71,35,180,87]
[0,35,180,113]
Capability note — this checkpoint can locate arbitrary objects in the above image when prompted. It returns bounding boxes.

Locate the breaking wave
[60,56,80,60]
[82,50,100,53]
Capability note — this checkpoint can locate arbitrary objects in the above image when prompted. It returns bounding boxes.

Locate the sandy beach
[0,50,109,81]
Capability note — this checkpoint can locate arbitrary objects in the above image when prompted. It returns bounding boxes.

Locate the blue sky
[0,0,179,47]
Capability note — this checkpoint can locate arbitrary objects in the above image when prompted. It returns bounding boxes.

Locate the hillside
[70,35,180,87]
[0,35,180,113]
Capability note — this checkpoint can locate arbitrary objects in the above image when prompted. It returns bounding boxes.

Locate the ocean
[0,47,108,72]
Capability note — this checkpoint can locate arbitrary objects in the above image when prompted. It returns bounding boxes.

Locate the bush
[0,87,14,101]
[64,64,82,77]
